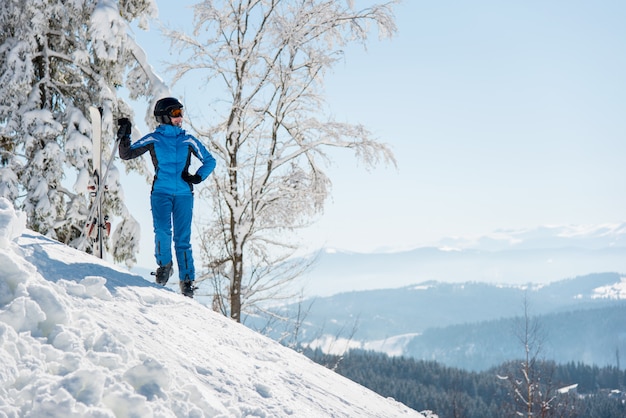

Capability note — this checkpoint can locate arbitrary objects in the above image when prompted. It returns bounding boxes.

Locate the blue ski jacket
[119,124,216,195]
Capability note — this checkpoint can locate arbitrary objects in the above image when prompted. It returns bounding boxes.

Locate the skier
[117,97,216,297]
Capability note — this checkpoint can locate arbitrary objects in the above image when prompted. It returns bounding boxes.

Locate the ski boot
[179,279,196,298]
[152,261,173,286]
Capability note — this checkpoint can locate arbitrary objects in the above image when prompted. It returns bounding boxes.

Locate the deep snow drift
[0,198,423,417]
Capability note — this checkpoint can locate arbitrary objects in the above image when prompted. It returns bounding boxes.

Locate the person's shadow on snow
[20,232,169,294]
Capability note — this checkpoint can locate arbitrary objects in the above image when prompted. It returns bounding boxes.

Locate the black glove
[182,171,202,184]
[117,118,132,140]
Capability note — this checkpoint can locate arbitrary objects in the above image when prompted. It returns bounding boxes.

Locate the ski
[86,106,110,258]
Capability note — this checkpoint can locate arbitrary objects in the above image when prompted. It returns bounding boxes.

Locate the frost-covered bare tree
[498,295,578,417]
[167,0,398,322]
[0,0,168,265]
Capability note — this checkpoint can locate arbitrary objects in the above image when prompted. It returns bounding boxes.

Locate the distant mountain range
[295,223,626,296]
[437,222,626,251]
[253,272,626,371]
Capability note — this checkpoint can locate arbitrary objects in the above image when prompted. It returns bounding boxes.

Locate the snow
[557,384,578,394]
[306,333,422,359]
[0,198,423,417]
[363,334,422,358]
[591,276,626,300]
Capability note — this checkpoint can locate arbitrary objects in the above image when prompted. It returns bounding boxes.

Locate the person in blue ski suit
[117,97,216,297]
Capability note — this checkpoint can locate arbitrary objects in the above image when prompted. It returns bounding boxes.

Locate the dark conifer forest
[305,349,626,418]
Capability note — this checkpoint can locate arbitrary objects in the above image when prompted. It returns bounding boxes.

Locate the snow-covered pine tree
[0,0,167,266]
[166,0,398,322]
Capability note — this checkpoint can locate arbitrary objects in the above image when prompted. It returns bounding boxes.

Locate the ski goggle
[169,108,184,118]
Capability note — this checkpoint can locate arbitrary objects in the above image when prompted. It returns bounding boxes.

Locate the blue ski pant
[150,192,195,282]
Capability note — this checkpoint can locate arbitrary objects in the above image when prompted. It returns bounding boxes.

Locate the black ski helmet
[154,97,183,125]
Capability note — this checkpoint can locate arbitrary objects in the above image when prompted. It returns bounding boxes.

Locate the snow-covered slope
[0,198,422,417]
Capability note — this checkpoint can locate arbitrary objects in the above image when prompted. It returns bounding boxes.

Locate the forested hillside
[306,349,626,418]
[405,303,626,370]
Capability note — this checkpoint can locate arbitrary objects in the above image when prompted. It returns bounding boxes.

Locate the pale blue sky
[123,1,626,267]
